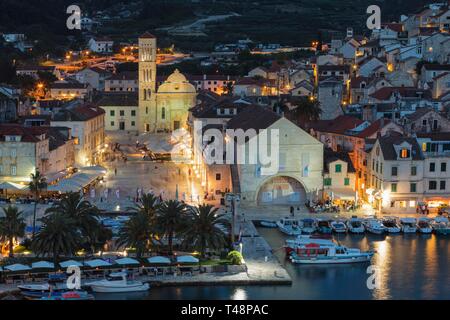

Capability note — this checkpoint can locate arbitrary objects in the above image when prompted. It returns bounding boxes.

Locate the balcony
[423,151,450,158]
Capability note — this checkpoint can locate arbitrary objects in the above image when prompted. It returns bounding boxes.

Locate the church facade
[138,32,197,133]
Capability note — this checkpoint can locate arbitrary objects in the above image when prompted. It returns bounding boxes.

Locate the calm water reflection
[94,229,449,300]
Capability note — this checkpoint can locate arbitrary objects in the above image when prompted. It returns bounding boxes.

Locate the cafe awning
[59,260,83,268]
[0,181,29,191]
[32,261,55,269]
[329,188,356,201]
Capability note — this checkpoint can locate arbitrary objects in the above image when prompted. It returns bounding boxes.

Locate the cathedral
[138,32,197,133]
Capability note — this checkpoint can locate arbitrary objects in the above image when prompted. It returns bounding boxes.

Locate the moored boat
[400,218,417,233]
[331,220,347,233]
[276,217,302,236]
[417,218,432,234]
[87,272,150,293]
[300,218,317,234]
[287,236,374,264]
[40,291,94,300]
[346,217,365,234]
[382,217,401,233]
[364,219,386,234]
[260,220,277,228]
[432,216,450,235]
[317,219,332,234]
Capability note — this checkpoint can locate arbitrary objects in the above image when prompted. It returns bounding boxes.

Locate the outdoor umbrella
[115,258,140,266]
[176,255,199,264]
[4,263,32,272]
[84,259,113,268]
[0,181,28,197]
[147,256,171,264]
[31,261,55,269]
[59,260,83,268]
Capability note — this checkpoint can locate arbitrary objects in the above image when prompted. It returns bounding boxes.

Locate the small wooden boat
[331,221,347,233]
[40,291,95,300]
[346,217,365,234]
[432,216,450,235]
[364,219,386,234]
[317,219,332,234]
[382,217,401,233]
[400,218,417,233]
[417,218,432,234]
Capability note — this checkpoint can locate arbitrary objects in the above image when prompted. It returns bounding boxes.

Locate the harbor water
[94,228,450,300]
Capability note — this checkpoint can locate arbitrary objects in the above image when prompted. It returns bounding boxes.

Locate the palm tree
[29,170,47,239]
[156,200,188,255]
[290,98,322,125]
[117,212,154,258]
[32,213,81,264]
[182,204,230,259]
[0,206,26,257]
[45,192,100,251]
[128,193,159,218]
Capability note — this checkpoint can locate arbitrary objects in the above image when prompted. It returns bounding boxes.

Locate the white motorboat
[382,217,401,233]
[364,219,386,234]
[299,218,317,234]
[400,218,417,233]
[417,218,432,234]
[285,234,334,254]
[87,272,150,293]
[432,216,450,235]
[287,236,374,264]
[346,217,365,234]
[330,221,347,233]
[276,217,302,236]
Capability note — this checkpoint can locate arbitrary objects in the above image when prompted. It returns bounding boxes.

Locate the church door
[173,121,180,130]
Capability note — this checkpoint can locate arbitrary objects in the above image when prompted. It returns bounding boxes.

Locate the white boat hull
[367,228,385,235]
[386,227,401,233]
[89,283,150,293]
[418,228,432,234]
[290,254,373,264]
[402,227,417,233]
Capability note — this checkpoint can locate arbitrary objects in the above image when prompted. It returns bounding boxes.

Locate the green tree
[0,206,26,257]
[156,200,188,255]
[128,193,159,218]
[28,170,47,239]
[289,97,322,124]
[45,192,101,253]
[117,212,154,258]
[182,204,230,259]
[32,213,80,264]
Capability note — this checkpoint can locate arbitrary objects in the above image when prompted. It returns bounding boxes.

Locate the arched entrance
[257,176,306,205]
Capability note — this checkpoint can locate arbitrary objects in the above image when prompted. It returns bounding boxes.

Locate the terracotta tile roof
[369,87,431,100]
[226,105,281,131]
[381,23,404,33]
[107,71,138,81]
[0,124,47,143]
[96,92,138,107]
[53,104,104,122]
[309,115,364,135]
[140,32,156,39]
[324,148,356,173]
[356,118,391,138]
[377,135,424,161]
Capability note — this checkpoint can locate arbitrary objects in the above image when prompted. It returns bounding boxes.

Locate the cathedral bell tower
[138,32,157,133]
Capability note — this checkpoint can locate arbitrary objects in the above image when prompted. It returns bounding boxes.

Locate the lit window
[400,148,409,158]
